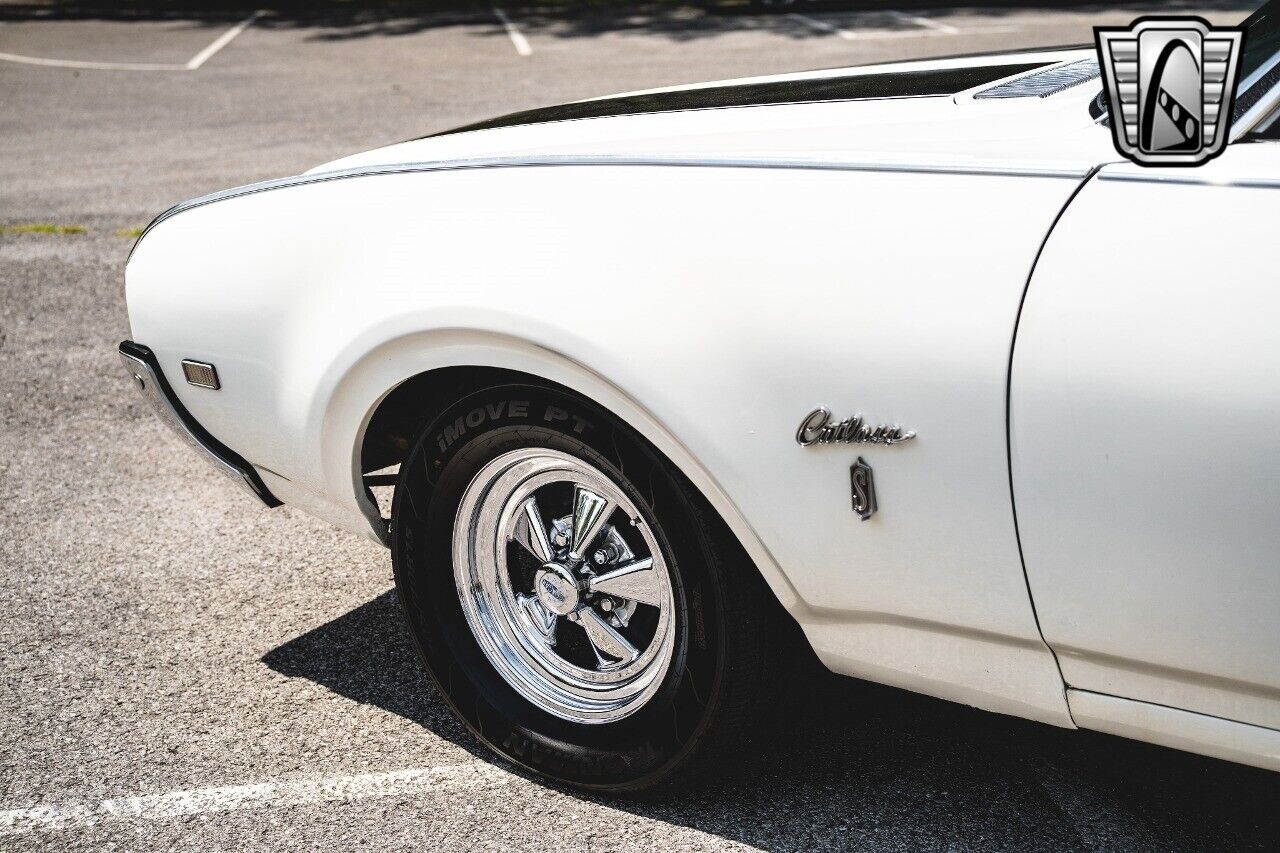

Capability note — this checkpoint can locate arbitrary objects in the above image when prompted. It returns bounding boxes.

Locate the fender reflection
[795,407,917,447]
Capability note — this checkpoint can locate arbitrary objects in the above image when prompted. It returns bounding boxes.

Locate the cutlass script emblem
[795,407,916,447]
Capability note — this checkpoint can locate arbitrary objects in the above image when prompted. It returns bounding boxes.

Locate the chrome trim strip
[1097,170,1280,189]
[1232,50,1280,139]
[1235,80,1280,139]
[128,155,1087,262]
[119,341,280,507]
[1237,48,1280,99]
[1255,102,1280,134]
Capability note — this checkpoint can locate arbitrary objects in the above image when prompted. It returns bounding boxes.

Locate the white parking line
[492,7,533,57]
[0,53,186,71]
[0,762,512,836]
[0,9,265,72]
[789,13,858,41]
[890,11,961,35]
[185,9,267,70]
[788,13,1014,42]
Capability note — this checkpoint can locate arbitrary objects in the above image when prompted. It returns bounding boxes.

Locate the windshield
[1232,0,1280,123]
[1241,0,1280,84]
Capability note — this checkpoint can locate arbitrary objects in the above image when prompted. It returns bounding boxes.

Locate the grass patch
[115,227,146,239]
[1,223,87,236]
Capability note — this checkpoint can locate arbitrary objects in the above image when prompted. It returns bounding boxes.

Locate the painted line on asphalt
[185,9,267,70]
[493,7,533,57]
[0,762,513,836]
[788,14,1015,42]
[890,11,961,35]
[789,13,858,41]
[0,52,186,70]
[0,9,265,72]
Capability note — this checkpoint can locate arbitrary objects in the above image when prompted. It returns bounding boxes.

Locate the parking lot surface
[3,2,1279,850]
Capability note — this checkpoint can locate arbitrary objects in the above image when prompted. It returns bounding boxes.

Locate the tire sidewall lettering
[392,384,725,790]
[434,399,593,456]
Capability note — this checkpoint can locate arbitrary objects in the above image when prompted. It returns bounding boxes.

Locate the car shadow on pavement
[264,589,1280,851]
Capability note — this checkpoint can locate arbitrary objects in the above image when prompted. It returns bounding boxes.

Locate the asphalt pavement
[3,2,1279,850]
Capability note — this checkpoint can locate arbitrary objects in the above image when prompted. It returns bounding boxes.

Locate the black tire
[390,383,798,792]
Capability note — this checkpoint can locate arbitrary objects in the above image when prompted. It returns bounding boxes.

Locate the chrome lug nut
[591,543,620,565]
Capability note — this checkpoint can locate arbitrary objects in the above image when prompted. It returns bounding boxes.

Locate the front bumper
[118,340,281,508]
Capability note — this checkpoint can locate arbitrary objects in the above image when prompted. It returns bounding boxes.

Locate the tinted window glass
[1241,0,1280,84]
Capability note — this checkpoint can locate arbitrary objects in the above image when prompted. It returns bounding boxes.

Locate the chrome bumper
[118,340,280,507]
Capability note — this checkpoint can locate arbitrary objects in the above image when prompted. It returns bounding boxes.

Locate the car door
[1011,142,1280,731]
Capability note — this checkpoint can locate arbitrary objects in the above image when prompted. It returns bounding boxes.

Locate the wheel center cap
[534,564,581,616]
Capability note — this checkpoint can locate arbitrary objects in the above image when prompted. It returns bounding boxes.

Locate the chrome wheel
[452,448,677,724]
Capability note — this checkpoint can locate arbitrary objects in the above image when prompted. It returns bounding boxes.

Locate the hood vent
[974,58,1100,99]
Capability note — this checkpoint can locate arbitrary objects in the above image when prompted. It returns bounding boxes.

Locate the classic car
[120,3,1280,791]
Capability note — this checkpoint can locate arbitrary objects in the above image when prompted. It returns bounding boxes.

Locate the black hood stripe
[427,62,1049,138]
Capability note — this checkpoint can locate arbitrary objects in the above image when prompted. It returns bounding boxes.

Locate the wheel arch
[331,330,802,616]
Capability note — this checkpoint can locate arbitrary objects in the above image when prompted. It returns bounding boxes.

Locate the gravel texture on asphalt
[2,3,1278,850]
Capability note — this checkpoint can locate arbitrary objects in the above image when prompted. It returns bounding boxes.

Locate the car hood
[310,48,1119,179]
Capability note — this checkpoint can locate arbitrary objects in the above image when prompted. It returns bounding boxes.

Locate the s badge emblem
[851,458,877,521]
[1095,17,1244,166]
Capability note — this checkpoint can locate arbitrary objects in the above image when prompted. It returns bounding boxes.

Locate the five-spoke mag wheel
[452,448,677,724]
[393,387,795,791]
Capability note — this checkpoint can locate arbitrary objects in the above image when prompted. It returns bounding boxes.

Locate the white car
[121,4,1280,791]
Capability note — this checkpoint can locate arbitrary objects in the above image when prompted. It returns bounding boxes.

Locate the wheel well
[360,364,815,665]
[361,365,758,571]
[360,366,552,476]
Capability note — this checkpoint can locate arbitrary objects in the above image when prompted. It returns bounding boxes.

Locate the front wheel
[391,385,794,791]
